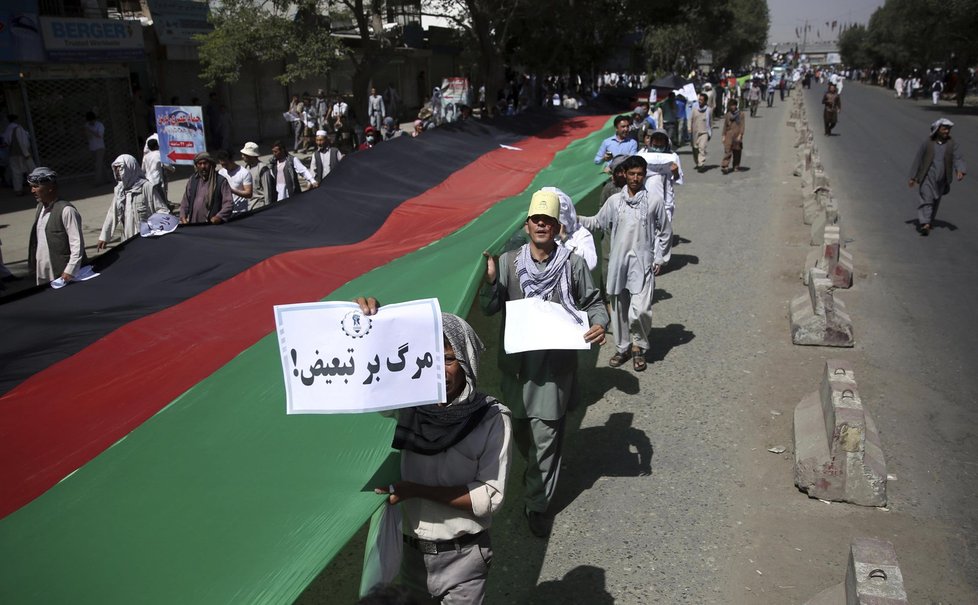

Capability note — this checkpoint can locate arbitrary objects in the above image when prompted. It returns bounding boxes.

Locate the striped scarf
[515,243,583,325]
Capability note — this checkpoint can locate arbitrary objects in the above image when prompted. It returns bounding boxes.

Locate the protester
[27,167,89,285]
[380,117,403,142]
[288,95,304,152]
[179,152,233,224]
[931,79,944,105]
[98,154,168,250]
[84,111,109,186]
[748,80,762,117]
[310,130,343,182]
[600,155,628,203]
[544,186,598,271]
[594,115,638,170]
[480,190,608,538]
[216,150,253,215]
[383,83,401,122]
[240,142,275,209]
[638,130,682,227]
[689,93,712,171]
[822,83,842,136]
[361,297,512,605]
[359,126,380,151]
[368,87,386,131]
[720,99,745,174]
[141,137,174,204]
[908,118,967,236]
[3,115,34,196]
[578,155,671,372]
[268,141,318,201]
[658,91,680,147]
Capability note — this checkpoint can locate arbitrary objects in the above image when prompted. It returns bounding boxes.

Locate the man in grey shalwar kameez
[908,118,967,236]
[480,190,608,538]
[579,155,672,372]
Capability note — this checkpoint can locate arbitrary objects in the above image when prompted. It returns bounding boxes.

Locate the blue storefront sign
[40,16,144,62]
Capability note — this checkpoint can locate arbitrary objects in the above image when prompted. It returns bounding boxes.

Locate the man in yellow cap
[480,189,608,537]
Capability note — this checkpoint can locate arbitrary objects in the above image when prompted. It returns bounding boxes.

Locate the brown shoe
[609,349,631,367]
[633,349,647,372]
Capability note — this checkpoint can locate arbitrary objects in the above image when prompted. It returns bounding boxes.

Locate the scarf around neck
[516,242,583,324]
[392,313,495,455]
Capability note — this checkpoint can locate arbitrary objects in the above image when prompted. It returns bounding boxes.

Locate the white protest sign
[274,298,445,414]
[503,298,589,354]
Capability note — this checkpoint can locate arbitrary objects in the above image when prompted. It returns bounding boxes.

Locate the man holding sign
[480,190,608,538]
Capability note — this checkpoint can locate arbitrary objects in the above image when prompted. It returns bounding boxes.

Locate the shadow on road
[647,323,695,364]
[551,411,653,516]
[526,565,615,604]
[660,253,698,274]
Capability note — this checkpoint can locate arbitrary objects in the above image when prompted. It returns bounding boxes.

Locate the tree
[197,0,394,123]
[197,0,343,88]
[838,24,871,68]
[710,0,769,69]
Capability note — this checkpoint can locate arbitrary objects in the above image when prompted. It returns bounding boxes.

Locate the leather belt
[404,531,484,555]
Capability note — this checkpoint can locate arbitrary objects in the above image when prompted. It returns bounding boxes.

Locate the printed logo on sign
[341,311,372,339]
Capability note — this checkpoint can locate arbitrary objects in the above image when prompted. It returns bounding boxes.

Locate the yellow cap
[527,190,560,219]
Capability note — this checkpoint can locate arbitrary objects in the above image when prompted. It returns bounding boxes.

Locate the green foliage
[196,0,344,88]
[846,0,978,69]
[710,0,769,68]
[838,24,868,67]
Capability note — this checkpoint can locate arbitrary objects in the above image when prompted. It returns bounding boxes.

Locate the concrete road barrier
[810,200,840,245]
[805,226,854,289]
[803,186,832,225]
[789,269,854,347]
[793,360,885,505]
[802,538,907,604]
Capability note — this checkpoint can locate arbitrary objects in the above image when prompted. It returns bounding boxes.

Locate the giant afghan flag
[0,111,614,603]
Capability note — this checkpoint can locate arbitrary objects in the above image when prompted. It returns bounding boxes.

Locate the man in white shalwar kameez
[579,155,672,372]
[638,129,683,261]
[97,154,168,250]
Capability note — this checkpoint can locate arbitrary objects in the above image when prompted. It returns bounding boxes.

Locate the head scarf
[391,313,495,455]
[930,118,954,137]
[112,154,144,191]
[111,154,148,222]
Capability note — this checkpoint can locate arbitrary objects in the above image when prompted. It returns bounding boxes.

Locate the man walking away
[908,118,966,236]
[84,111,109,186]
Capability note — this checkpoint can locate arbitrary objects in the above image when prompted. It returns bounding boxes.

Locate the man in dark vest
[268,141,317,201]
[179,152,233,224]
[908,118,967,236]
[27,167,89,285]
[310,130,343,183]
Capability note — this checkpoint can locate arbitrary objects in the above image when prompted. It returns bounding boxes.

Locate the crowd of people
[5,66,969,603]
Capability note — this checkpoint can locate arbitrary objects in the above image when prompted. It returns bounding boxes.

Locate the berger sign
[40,17,144,62]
